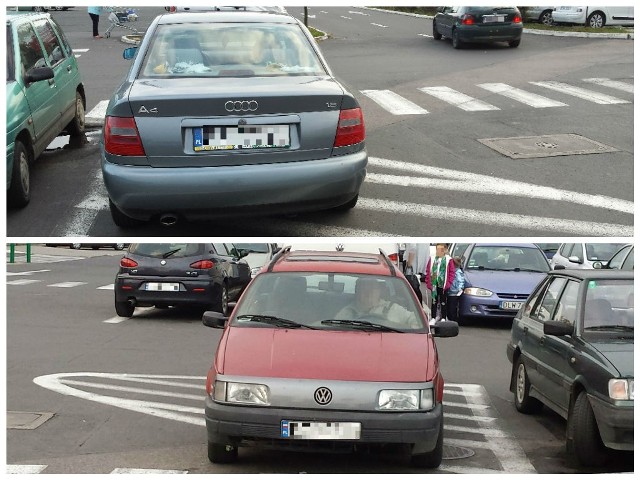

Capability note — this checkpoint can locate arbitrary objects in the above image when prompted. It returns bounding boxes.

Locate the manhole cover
[478,133,619,159]
[7,411,54,430]
[442,444,475,460]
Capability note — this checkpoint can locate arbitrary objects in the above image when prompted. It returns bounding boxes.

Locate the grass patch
[307,26,325,38]
[523,23,632,34]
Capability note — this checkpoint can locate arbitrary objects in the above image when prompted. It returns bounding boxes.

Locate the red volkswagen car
[203,248,459,468]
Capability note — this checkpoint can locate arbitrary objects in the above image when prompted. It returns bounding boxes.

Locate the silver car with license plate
[101,11,367,227]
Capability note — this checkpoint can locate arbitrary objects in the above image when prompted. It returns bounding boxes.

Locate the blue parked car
[458,243,550,323]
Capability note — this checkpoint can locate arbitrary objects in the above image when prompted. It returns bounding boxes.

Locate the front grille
[496,293,529,300]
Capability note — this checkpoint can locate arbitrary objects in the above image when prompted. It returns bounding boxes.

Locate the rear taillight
[461,14,475,25]
[513,15,522,23]
[120,257,138,268]
[334,107,365,148]
[190,260,214,269]
[170,6,177,12]
[104,116,146,157]
[387,253,399,265]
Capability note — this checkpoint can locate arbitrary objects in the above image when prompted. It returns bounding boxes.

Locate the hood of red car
[219,327,432,382]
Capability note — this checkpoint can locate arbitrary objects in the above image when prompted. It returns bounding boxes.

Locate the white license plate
[281,421,361,440]
[193,125,290,151]
[144,282,180,292]
[483,15,505,23]
[501,301,523,310]
[559,6,572,10]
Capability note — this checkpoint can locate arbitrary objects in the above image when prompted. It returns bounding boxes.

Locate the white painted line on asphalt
[419,33,433,38]
[443,401,491,410]
[73,49,90,53]
[6,269,51,276]
[583,77,634,93]
[446,412,498,423]
[111,468,188,474]
[6,279,41,286]
[103,374,204,390]
[530,81,630,104]
[349,10,369,15]
[103,307,163,324]
[85,99,110,123]
[77,193,110,211]
[371,23,388,28]
[478,83,568,108]
[419,86,500,111]
[443,388,484,397]
[55,170,106,236]
[48,282,87,288]
[6,465,48,474]
[340,16,352,20]
[103,317,129,324]
[61,379,204,401]
[97,284,115,290]
[445,424,510,437]
[366,157,634,215]
[361,90,429,115]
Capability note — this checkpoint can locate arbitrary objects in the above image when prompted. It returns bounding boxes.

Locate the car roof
[549,269,634,281]
[268,250,398,276]
[156,11,296,25]
[6,11,49,24]
[469,243,539,248]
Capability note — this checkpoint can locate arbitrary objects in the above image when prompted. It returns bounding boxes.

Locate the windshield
[582,279,634,331]
[585,243,626,262]
[466,246,550,272]
[234,243,270,254]
[139,22,327,78]
[232,273,426,332]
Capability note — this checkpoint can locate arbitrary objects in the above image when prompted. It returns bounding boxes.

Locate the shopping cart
[104,7,139,38]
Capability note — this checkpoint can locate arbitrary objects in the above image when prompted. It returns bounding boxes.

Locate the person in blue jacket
[88,7,104,39]
[447,257,466,322]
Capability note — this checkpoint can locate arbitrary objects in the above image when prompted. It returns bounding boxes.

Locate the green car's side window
[530,277,567,323]
[17,22,46,72]
[552,280,580,327]
[33,19,66,67]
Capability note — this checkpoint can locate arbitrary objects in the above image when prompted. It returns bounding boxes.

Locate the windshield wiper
[584,325,634,332]
[510,268,546,273]
[320,319,404,333]
[162,248,182,259]
[235,314,317,329]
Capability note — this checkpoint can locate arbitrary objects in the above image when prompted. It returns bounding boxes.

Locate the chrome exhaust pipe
[159,213,178,227]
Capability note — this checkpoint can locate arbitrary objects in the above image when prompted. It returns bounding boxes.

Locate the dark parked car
[604,244,633,271]
[507,270,633,466]
[45,243,128,250]
[432,6,523,49]
[7,11,86,207]
[114,243,251,317]
[536,243,561,261]
[101,11,367,227]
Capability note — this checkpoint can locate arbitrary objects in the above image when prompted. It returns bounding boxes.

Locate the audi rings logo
[225,100,259,112]
[314,387,332,405]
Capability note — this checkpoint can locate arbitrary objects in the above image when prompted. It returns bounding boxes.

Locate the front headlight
[250,266,261,277]
[609,378,634,400]
[214,381,270,405]
[464,287,493,297]
[377,389,434,411]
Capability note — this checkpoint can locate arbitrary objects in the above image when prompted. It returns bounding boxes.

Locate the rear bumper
[589,394,634,451]
[115,275,219,307]
[102,150,367,220]
[457,24,523,43]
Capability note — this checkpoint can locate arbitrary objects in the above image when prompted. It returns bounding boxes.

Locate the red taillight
[170,6,177,13]
[334,107,365,148]
[513,15,522,24]
[104,116,146,157]
[190,260,214,269]
[120,257,138,268]
[387,253,399,265]
[461,14,475,25]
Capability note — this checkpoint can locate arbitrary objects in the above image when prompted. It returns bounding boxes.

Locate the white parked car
[550,243,626,270]
[551,6,634,28]
[232,243,280,277]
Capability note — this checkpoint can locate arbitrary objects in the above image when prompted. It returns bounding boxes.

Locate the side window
[49,18,73,57]
[622,249,634,271]
[212,243,229,255]
[33,19,66,66]
[607,246,631,270]
[559,243,572,258]
[531,277,567,322]
[569,243,584,262]
[523,279,549,318]
[7,26,16,81]
[552,280,579,327]
[17,23,47,72]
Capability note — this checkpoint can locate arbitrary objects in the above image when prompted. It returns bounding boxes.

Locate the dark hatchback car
[114,243,251,317]
[432,6,523,49]
[507,270,633,466]
[101,11,367,227]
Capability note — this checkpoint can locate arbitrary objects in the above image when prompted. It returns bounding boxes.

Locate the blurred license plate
[281,421,361,440]
[501,301,523,310]
[193,125,290,151]
[144,282,180,291]
[483,15,505,22]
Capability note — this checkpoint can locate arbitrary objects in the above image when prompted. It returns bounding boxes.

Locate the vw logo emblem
[335,244,344,252]
[225,100,258,113]
[314,387,332,405]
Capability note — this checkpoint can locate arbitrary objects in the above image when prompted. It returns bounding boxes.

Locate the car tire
[508,39,521,48]
[220,283,230,316]
[66,91,86,137]
[588,12,605,28]
[114,244,126,250]
[8,139,31,208]
[566,391,608,467]
[539,10,553,26]
[332,194,359,212]
[109,199,144,228]
[432,21,442,40]
[115,298,135,318]
[452,29,463,49]
[411,415,443,468]
[208,442,238,463]
[513,357,543,413]
[71,244,83,249]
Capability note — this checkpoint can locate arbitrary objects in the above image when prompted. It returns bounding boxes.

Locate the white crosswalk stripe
[7,465,47,474]
[583,77,633,93]
[419,86,500,111]
[7,279,41,286]
[7,466,187,474]
[530,81,630,104]
[48,282,88,288]
[361,90,428,115]
[478,82,567,108]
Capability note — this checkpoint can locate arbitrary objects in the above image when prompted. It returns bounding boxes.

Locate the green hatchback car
[6,11,86,207]
[507,269,633,467]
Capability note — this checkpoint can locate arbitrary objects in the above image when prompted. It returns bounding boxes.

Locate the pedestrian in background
[403,243,429,305]
[447,256,466,322]
[426,243,455,324]
[88,7,104,39]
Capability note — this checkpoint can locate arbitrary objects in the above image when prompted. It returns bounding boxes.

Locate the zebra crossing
[7,465,188,474]
[361,77,632,115]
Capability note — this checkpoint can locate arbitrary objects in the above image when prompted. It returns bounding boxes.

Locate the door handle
[67,65,72,72]
[48,78,55,86]
[523,326,529,335]
[539,337,545,346]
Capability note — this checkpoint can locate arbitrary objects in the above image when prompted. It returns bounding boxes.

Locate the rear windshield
[139,22,327,78]
[234,243,270,254]
[233,273,426,332]
[128,243,204,258]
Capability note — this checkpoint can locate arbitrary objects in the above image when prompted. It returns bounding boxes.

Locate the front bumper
[102,150,367,221]
[205,396,443,454]
[459,296,522,320]
[589,394,634,451]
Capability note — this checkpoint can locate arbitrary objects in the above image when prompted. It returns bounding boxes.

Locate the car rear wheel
[508,39,521,48]
[539,10,553,26]
[72,244,83,249]
[208,442,238,463]
[411,415,443,468]
[452,29,463,49]
[566,391,608,466]
[115,298,135,317]
[220,283,230,316]
[588,12,605,28]
[114,244,126,250]
[432,21,442,40]
[513,357,543,413]
[66,91,86,136]
[8,140,31,208]
[109,199,144,228]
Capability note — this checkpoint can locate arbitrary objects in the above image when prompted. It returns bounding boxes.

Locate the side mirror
[203,311,227,329]
[123,47,138,60]
[543,320,573,337]
[431,320,459,338]
[25,66,54,84]
[568,255,582,264]
[553,264,566,270]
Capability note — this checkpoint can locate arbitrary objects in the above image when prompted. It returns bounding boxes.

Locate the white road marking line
[111,468,188,474]
[61,379,204,401]
[357,197,632,236]
[55,170,106,236]
[530,81,630,104]
[48,282,87,288]
[97,284,115,290]
[443,401,491,410]
[340,16,352,20]
[443,388,484,397]
[103,317,129,324]
[445,424,510,437]
[419,86,500,111]
[6,279,41,286]
[85,99,110,123]
[418,34,433,38]
[102,307,162,324]
[349,11,369,15]
[6,269,51,276]
[478,83,567,108]
[367,157,634,214]
[73,49,90,53]
[583,77,634,94]
[371,23,388,28]
[7,465,48,474]
[446,412,498,423]
[98,374,204,390]
[361,90,429,115]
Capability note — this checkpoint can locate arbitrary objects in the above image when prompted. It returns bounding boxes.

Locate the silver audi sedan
[101,11,367,227]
